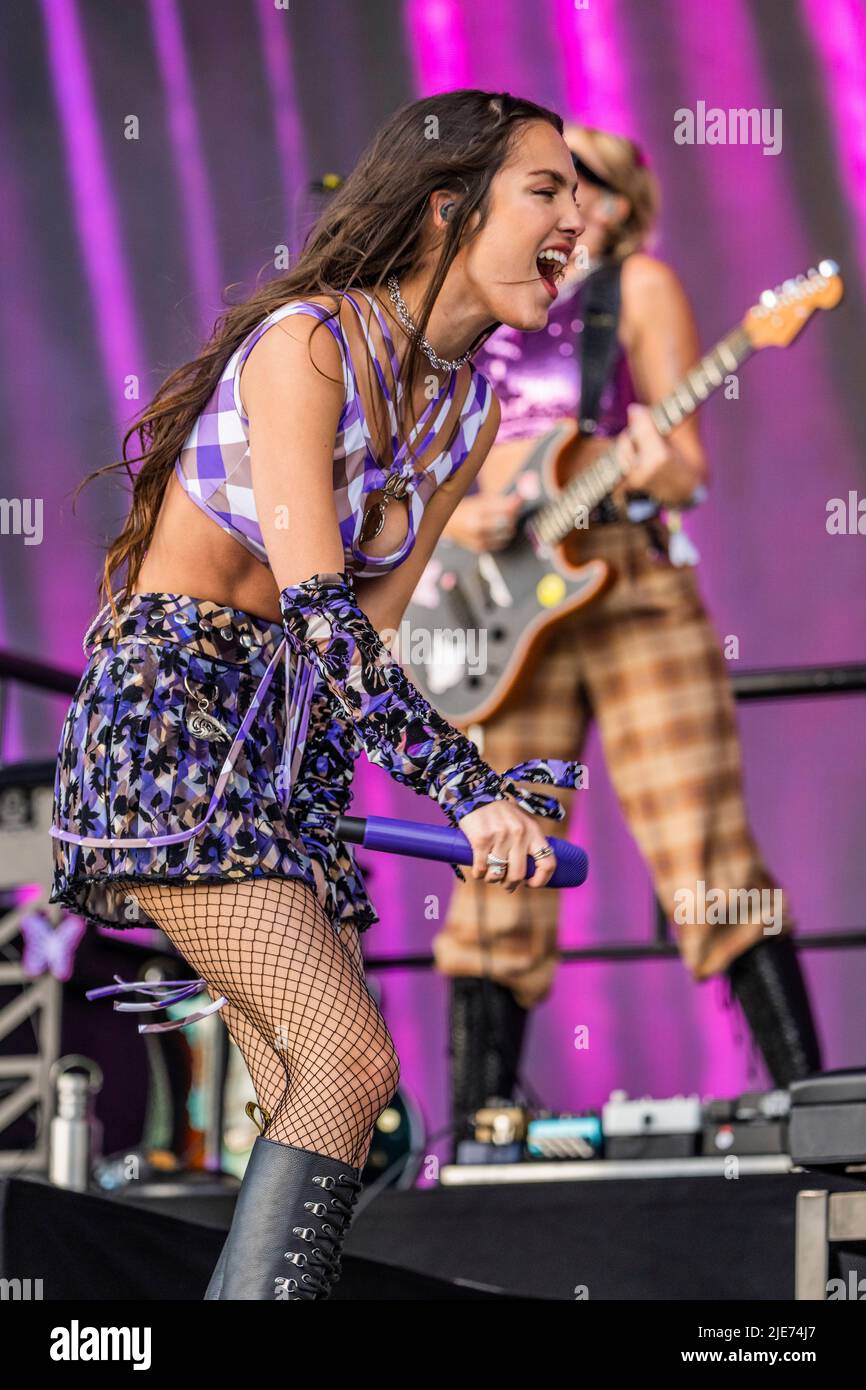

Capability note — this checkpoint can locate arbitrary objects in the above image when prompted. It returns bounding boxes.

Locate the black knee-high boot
[203,1101,269,1300]
[448,976,529,1157]
[724,935,823,1088]
[204,1235,228,1299]
[209,1137,363,1300]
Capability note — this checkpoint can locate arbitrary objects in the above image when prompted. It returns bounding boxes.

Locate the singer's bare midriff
[132,465,410,624]
[133,469,285,622]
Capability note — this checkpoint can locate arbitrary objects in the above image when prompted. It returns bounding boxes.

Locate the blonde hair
[564,124,660,261]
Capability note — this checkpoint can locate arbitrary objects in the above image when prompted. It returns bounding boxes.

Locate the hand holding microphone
[457,798,557,893]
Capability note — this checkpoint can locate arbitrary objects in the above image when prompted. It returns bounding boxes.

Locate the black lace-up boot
[725,935,824,1089]
[215,1136,363,1300]
[448,976,529,1159]
[203,1101,269,1301]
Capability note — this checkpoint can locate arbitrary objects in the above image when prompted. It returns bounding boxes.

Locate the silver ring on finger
[531,845,554,862]
[486,853,508,867]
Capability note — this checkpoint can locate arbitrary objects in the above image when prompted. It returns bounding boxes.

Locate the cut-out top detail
[175,289,494,578]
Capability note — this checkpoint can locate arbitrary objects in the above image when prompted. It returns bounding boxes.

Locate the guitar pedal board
[452,1086,797,1169]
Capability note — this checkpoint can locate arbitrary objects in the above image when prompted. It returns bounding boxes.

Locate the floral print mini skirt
[49,592,378,937]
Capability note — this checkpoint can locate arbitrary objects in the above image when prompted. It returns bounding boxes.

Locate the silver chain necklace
[386,275,473,373]
[357,276,472,547]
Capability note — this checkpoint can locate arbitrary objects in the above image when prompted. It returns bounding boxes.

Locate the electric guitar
[404,261,844,728]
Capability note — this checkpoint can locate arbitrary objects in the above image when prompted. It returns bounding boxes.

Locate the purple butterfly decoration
[21,910,86,982]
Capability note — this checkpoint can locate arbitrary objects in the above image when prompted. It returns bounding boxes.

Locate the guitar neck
[529,325,754,547]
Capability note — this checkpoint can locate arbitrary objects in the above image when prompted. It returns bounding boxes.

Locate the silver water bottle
[48,1055,104,1190]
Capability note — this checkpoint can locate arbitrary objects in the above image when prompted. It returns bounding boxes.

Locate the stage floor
[5,1161,865,1300]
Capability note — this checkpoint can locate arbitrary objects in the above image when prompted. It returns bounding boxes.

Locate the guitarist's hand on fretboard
[614,402,702,505]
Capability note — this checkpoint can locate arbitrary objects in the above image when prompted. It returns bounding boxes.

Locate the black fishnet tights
[131,877,399,1168]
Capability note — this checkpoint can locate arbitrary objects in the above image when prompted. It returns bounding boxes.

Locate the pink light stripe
[551,0,634,135]
[254,0,309,250]
[37,0,145,438]
[800,0,866,292]
[669,0,811,302]
[148,0,222,328]
[403,0,471,95]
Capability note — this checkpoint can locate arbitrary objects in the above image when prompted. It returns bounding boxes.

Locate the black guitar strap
[578,259,624,523]
[578,259,623,436]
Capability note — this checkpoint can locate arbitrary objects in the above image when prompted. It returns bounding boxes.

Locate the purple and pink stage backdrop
[3,0,865,1152]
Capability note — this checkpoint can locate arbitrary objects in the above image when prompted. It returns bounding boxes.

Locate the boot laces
[280,1170,363,1298]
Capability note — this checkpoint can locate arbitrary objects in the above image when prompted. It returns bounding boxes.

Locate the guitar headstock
[743,261,844,349]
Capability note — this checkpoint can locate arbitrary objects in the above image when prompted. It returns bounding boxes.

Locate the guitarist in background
[434,123,823,1145]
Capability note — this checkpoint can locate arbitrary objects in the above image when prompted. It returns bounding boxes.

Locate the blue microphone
[335,815,588,888]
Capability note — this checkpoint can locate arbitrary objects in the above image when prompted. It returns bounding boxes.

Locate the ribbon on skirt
[50,641,316,851]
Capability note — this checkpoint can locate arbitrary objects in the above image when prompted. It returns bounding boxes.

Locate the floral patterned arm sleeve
[279,569,585,835]
[289,689,379,927]
[290,688,362,841]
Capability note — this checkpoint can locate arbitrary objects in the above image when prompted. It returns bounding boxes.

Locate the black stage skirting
[345,1169,866,1300]
[2,1167,865,1300]
[0,1175,515,1300]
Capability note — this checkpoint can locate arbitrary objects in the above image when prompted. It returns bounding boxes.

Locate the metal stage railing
[2,649,865,975]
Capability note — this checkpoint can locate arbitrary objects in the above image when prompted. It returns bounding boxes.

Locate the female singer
[49,90,588,1300]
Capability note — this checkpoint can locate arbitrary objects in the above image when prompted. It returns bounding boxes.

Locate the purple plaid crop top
[175,289,494,579]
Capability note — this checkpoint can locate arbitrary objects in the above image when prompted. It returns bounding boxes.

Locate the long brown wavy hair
[75,89,563,626]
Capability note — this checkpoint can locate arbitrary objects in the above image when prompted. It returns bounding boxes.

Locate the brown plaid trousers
[432,518,793,1009]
